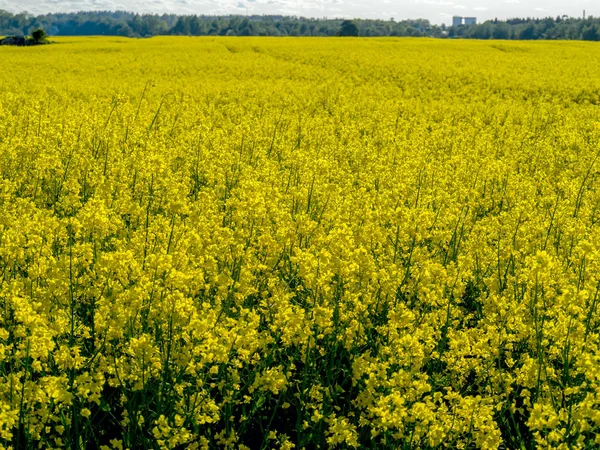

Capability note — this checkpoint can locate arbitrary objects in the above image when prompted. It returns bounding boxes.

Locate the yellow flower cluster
[1,36,600,448]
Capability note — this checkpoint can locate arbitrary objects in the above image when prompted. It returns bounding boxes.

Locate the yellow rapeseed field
[1,36,600,449]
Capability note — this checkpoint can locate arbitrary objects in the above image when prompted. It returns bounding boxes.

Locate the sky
[0,0,595,25]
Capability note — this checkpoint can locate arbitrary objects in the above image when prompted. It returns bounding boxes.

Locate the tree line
[0,11,433,38]
[451,16,600,40]
[0,10,599,40]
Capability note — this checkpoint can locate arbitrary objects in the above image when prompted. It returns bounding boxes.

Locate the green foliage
[0,11,431,38]
[583,24,599,41]
[0,10,597,40]
[339,20,359,37]
[451,16,600,41]
[31,28,47,43]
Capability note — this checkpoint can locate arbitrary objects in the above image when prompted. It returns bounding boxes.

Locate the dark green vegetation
[338,20,360,37]
[452,16,600,40]
[31,27,48,43]
[1,10,600,40]
[0,11,431,38]
[0,28,49,46]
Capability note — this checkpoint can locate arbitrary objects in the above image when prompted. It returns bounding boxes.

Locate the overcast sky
[0,0,595,25]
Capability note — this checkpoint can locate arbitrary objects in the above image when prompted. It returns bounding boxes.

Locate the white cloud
[413,0,456,5]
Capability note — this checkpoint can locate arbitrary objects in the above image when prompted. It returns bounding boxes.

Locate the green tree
[31,27,47,42]
[582,24,599,41]
[339,20,359,37]
[189,16,202,35]
[492,23,511,39]
[171,17,190,35]
[518,23,536,40]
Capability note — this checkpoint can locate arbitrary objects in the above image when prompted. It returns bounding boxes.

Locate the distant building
[452,16,477,27]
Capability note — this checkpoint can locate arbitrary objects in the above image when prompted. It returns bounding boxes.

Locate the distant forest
[1,10,600,40]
